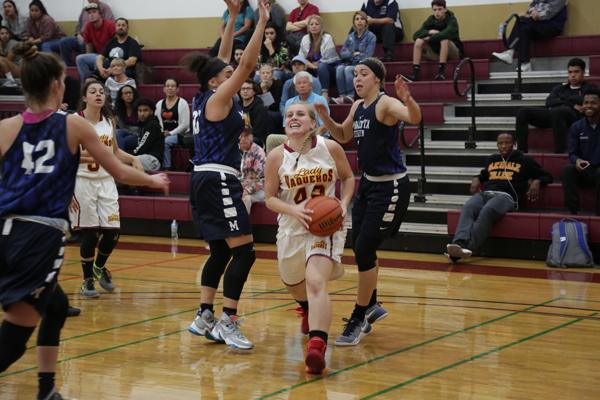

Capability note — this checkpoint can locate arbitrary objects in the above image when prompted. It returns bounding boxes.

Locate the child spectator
[286,0,319,55]
[411,0,463,81]
[155,78,190,171]
[240,127,266,213]
[24,0,66,54]
[299,15,340,101]
[2,0,27,40]
[96,18,141,79]
[259,23,290,81]
[133,97,164,172]
[361,0,404,62]
[115,84,140,153]
[333,11,376,104]
[105,58,136,107]
[209,0,254,57]
[492,0,568,72]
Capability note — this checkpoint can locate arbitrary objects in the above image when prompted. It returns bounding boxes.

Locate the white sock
[5,72,14,80]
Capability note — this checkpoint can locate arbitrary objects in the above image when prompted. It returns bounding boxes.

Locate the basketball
[305,196,344,236]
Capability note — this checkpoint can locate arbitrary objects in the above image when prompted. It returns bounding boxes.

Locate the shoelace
[340,317,360,335]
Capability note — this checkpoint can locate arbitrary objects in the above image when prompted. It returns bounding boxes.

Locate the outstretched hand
[224,0,241,16]
[149,173,171,195]
[394,75,411,103]
[314,102,328,118]
[257,0,270,23]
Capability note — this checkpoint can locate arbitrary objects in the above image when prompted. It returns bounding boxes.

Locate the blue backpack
[546,219,594,268]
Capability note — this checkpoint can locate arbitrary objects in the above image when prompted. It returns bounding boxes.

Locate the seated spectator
[75,3,116,82]
[231,42,245,69]
[286,0,319,55]
[239,79,270,147]
[561,87,600,216]
[333,11,376,104]
[96,18,141,80]
[105,58,136,107]
[2,0,27,40]
[24,0,66,54]
[280,54,322,116]
[299,15,340,101]
[259,23,290,81]
[446,132,552,262]
[239,127,266,213]
[492,0,567,72]
[115,84,140,153]
[361,0,404,62]
[133,97,164,172]
[411,0,463,81]
[209,0,254,57]
[516,58,590,153]
[282,70,329,128]
[155,78,190,171]
[254,0,286,39]
[58,0,113,66]
[61,74,80,112]
[0,25,19,85]
[257,63,283,112]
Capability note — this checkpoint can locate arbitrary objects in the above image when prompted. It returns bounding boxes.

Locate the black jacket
[240,96,270,146]
[545,81,593,109]
[134,116,164,163]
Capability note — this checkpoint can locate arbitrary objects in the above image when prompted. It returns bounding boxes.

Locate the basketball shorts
[70,176,120,229]
[276,228,347,286]
[0,218,65,313]
[190,171,252,241]
[352,175,411,242]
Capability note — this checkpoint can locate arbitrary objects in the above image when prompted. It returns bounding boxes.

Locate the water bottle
[170,219,179,240]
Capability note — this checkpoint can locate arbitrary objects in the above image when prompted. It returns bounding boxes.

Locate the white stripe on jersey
[77,117,115,179]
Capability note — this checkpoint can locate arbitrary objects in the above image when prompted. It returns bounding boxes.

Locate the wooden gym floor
[1,235,599,399]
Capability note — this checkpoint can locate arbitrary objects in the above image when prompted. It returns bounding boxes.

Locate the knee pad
[37,286,68,347]
[223,243,256,300]
[201,240,232,289]
[80,229,99,259]
[0,320,35,372]
[353,235,381,272]
[97,229,120,255]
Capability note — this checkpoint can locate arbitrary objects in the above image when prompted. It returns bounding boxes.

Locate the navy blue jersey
[0,112,79,220]
[352,95,406,176]
[191,90,244,171]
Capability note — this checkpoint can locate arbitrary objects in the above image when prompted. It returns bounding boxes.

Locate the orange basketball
[305,196,344,236]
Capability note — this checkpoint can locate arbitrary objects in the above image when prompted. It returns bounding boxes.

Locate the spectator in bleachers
[280,54,322,116]
[61,74,80,112]
[239,79,270,147]
[561,87,600,216]
[2,0,27,40]
[239,127,266,213]
[105,58,136,107]
[361,0,404,62]
[259,23,290,81]
[232,42,244,68]
[155,78,190,171]
[75,3,116,82]
[516,58,590,153]
[58,0,113,66]
[24,0,66,54]
[333,11,376,104]
[0,25,19,86]
[298,15,340,101]
[96,18,141,80]
[257,63,283,113]
[115,84,139,153]
[492,0,568,72]
[411,0,463,81]
[446,132,552,262]
[286,0,319,55]
[133,97,163,173]
[283,71,329,128]
[210,0,254,57]
[254,0,286,39]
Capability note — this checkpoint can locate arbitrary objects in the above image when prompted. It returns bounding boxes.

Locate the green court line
[257,297,561,399]
[0,285,357,379]
[362,312,598,399]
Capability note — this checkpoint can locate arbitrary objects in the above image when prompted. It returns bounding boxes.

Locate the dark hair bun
[13,42,38,60]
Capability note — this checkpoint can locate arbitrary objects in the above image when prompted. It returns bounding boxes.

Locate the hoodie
[134,115,164,163]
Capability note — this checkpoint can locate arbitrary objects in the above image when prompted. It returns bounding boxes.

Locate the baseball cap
[291,55,308,65]
[84,3,99,11]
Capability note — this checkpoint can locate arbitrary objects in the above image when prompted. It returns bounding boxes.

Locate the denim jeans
[40,39,62,54]
[58,36,84,66]
[163,134,180,169]
[76,53,99,81]
[316,61,340,94]
[116,129,138,154]
[335,64,356,97]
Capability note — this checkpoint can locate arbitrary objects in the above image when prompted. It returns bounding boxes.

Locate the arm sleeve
[154,100,163,129]
[298,35,310,58]
[171,98,191,136]
[525,157,553,184]
[429,15,459,43]
[363,32,377,58]
[339,34,353,61]
[567,123,580,164]
[320,34,340,64]
[545,84,566,108]
[413,18,431,40]
[539,0,567,20]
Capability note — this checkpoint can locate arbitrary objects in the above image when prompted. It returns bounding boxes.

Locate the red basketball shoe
[300,308,309,335]
[305,336,327,374]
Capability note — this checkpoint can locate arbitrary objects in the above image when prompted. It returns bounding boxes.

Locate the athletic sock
[308,330,328,343]
[95,252,109,269]
[200,303,214,313]
[297,300,309,312]
[368,289,378,308]
[351,304,368,321]
[81,260,93,280]
[37,372,55,400]
[223,307,237,316]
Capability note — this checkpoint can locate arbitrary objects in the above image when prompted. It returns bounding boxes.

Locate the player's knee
[37,286,68,347]
[222,243,255,299]
[354,235,380,272]
[305,274,326,297]
[80,229,99,259]
[201,240,232,288]
[0,321,35,372]
[97,229,120,255]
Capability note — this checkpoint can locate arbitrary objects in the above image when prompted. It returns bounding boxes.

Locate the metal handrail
[453,57,477,149]
[502,13,523,100]
[413,118,427,203]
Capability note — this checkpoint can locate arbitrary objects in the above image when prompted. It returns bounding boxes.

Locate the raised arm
[379,76,422,125]
[217,0,241,63]
[314,101,357,144]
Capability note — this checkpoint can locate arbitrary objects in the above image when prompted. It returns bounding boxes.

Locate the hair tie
[23,45,39,60]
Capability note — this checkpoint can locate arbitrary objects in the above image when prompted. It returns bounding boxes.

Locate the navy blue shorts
[352,175,411,243]
[190,171,252,241]
[0,219,65,313]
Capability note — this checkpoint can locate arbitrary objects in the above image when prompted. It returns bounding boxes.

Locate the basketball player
[264,103,355,374]
[0,42,169,400]
[70,80,144,299]
[315,58,421,346]
[185,0,269,350]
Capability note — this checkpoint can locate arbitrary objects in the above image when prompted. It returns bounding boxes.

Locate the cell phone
[581,161,590,169]
[398,74,413,83]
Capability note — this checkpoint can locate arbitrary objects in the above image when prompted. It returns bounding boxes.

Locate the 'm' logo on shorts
[311,240,327,250]
[229,220,239,231]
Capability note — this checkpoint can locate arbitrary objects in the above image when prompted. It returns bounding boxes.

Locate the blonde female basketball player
[70,80,143,298]
[264,103,355,374]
